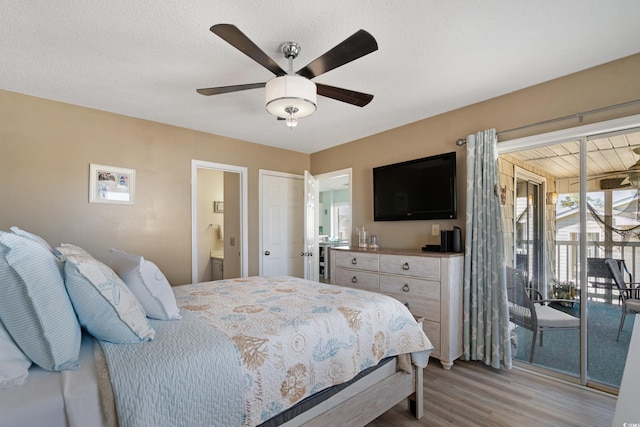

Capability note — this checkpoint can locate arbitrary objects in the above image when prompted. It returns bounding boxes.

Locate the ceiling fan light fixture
[265,75,317,121]
[284,106,298,129]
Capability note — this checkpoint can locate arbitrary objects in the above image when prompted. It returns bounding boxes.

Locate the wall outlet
[230,237,235,246]
[432,224,440,237]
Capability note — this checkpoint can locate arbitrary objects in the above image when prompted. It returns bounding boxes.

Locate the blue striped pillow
[0,231,81,371]
[9,226,55,254]
[63,254,155,343]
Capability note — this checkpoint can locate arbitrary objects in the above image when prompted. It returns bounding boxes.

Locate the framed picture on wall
[214,201,224,213]
[89,164,135,205]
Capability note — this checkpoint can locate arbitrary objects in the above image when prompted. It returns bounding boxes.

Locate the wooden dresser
[329,247,463,369]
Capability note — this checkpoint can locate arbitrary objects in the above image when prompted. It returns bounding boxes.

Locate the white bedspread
[173,276,433,426]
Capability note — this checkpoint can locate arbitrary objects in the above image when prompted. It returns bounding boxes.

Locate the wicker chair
[506,266,580,362]
[604,258,640,341]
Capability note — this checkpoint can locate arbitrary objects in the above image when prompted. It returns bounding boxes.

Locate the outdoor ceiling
[2,1,640,154]
[506,129,640,181]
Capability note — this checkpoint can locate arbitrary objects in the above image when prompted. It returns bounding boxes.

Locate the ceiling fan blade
[211,24,286,76]
[197,82,266,96]
[296,30,378,80]
[316,83,374,107]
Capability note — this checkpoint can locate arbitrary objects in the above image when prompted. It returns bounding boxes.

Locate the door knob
[264,251,270,256]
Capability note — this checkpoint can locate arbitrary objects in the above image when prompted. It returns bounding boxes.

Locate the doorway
[317,169,352,283]
[514,167,547,294]
[191,160,248,284]
[258,168,352,282]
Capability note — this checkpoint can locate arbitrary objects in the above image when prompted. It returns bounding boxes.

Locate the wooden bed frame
[280,317,427,426]
[281,357,424,426]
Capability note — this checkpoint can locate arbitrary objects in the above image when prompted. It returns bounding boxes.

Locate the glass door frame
[514,167,548,296]
[498,114,640,387]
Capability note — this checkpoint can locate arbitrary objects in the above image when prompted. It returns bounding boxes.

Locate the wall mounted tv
[373,151,457,221]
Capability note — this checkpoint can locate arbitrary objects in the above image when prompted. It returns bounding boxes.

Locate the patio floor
[512,300,634,388]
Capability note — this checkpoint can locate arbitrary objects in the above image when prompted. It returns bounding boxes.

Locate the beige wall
[2,54,639,285]
[0,90,309,285]
[310,53,640,251]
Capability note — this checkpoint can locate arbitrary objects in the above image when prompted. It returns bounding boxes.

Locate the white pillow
[63,254,155,344]
[109,249,181,320]
[0,231,81,371]
[55,243,93,258]
[0,320,32,388]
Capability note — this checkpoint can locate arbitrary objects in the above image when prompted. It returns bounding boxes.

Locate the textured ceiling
[2,1,640,154]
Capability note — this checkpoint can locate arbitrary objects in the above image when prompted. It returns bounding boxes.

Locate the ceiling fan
[621,147,640,188]
[197,24,378,128]
[589,146,640,189]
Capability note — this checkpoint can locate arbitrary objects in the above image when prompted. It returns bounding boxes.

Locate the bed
[0,229,433,427]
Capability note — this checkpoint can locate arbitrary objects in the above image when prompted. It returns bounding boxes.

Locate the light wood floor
[367,358,616,427]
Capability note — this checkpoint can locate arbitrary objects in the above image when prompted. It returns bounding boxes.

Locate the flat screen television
[373,152,457,221]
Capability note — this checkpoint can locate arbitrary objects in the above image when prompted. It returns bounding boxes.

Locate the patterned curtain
[463,128,512,369]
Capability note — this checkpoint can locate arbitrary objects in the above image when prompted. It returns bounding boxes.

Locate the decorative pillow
[0,320,32,388]
[109,249,181,320]
[63,254,155,343]
[9,226,54,254]
[0,231,81,371]
[55,243,93,258]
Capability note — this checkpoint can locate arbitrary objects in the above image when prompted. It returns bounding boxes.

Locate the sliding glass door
[584,130,640,389]
[503,143,582,381]
[499,121,640,391]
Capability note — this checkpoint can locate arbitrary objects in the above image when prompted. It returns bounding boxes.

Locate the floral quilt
[173,276,433,426]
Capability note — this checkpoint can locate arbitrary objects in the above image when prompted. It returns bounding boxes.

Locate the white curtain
[463,128,512,369]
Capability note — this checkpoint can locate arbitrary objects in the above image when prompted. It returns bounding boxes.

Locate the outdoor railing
[554,240,640,281]
[554,240,640,303]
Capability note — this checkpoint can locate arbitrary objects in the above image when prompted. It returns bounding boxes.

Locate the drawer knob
[402,262,410,270]
[351,257,357,265]
[351,276,358,284]
[402,284,410,292]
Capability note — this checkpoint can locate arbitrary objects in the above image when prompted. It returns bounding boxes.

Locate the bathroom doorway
[191,160,248,283]
[317,168,352,283]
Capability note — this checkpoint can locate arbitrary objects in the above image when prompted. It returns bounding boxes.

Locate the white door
[304,171,319,281]
[260,172,304,277]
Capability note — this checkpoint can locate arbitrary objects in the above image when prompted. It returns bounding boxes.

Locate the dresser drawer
[334,268,380,293]
[379,275,440,322]
[379,254,440,280]
[334,251,379,272]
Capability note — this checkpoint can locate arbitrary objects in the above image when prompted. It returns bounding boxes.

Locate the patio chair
[587,257,616,302]
[506,266,580,362]
[604,258,640,341]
